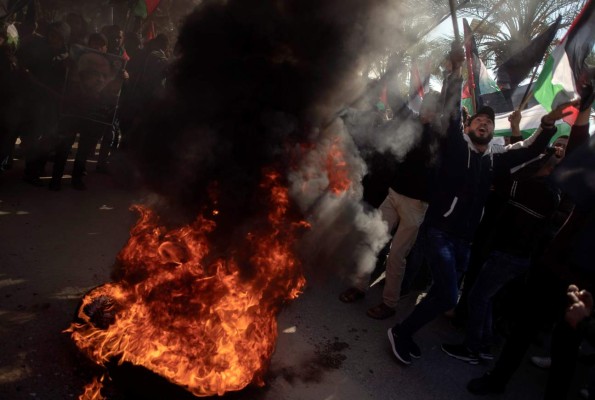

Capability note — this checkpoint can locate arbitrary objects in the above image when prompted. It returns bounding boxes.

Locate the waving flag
[407,62,428,113]
[462,19,501,114]
[497,17,561,94]
[533,0,595,123]
[133,0,161,19]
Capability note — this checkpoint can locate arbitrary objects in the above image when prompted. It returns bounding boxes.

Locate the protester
[16,20,70,186]
[386,42,575,366]
[466,98,594,399]
[48,49,124,190]
[340,91,442,320]
[441,110,564,364]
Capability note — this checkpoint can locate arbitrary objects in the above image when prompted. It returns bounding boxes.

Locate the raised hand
[543,100,580,125]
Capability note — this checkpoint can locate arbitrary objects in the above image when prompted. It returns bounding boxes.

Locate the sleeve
[494,123,557,174]
[509,135,524,145]
[439,74,465,150]
[504,126,542,150]
[577,315,595,347]
[565,123,590,156]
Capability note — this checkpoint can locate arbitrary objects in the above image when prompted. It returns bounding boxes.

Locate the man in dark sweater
[386,45,575,365]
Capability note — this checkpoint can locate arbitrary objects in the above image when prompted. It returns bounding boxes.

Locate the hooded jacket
[423,78,557,241]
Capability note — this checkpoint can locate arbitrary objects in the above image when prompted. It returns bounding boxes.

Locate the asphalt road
[0,157,590,400]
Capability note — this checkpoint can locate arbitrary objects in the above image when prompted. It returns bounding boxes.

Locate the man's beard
[468,129,493,145]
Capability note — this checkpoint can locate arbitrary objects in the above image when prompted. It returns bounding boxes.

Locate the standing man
[386,44,574,365]
[339,91,442,320]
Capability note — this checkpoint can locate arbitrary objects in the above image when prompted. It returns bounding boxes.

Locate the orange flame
[79,375,105,400]
[67,170,306,397]
[325,136,351,194]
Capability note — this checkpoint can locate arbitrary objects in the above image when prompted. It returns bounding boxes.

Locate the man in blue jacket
[386,45,576,365]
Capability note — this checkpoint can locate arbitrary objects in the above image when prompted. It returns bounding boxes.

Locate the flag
[133,0,161,19]
[463,19,501,114]
[493,104,570,141]
[145,20,156,41]
[407,62,427,113]
[534,0,595,124]
[497,17,561,93]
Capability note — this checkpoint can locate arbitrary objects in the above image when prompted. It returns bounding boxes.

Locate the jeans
[397,226,470,336]
[465,251,530,352]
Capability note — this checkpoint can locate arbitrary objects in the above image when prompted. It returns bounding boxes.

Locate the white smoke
[289,119,390,280]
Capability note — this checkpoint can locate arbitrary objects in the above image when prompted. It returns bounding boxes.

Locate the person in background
[16,21,70,186]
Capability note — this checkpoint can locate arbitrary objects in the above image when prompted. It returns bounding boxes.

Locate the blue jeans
[398,227,470,336]
[465,251,530,352]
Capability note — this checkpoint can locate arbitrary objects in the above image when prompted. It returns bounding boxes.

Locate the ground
[0,157,590,400]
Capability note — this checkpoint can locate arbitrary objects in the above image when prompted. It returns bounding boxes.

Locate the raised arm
[508,110,523,144]
[495,100,579,172]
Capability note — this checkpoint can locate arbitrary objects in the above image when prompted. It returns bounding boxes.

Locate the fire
[67,170,306,397]
[325,136,352,194]
[79,375,105,400]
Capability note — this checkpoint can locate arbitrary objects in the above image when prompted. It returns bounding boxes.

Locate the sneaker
[467,372,506,395]
[479,346,494,361]
[387,327,412,365]
[441,343,480,364]
[409,340,421,359]
[391,324,421,358]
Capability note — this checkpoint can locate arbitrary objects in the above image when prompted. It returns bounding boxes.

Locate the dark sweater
[489,176,561,257]
[423,75,557,241]
[390,122,439,202]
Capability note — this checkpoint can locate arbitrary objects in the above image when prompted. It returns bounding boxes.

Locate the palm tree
[463,0,586,67]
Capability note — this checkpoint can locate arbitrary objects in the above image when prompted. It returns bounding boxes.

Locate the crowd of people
[341,45,595,398]
[1,6,595,400]
[0,11,171,190]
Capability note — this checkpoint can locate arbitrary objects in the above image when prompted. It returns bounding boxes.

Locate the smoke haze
[131,0,430,279]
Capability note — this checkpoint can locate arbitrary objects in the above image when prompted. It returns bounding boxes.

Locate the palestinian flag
[497,16,561,93]
[407,62,427,113]
[493,105,570,142]
[533,0,595,122]
[463,19,501,114]
[133,0,161,19]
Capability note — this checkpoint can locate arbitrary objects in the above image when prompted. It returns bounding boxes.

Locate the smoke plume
[131,0,417,279]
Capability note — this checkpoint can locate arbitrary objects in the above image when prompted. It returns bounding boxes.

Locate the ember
[67,171,308,397]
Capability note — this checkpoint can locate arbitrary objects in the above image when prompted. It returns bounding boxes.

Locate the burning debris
[67,0,406,397]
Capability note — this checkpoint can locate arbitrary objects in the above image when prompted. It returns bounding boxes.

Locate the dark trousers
[490,265,582,400]
[51,118,104,182]
[397,227,471,337]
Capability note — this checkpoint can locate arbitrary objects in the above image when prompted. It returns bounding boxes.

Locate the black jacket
[423,77,557,241]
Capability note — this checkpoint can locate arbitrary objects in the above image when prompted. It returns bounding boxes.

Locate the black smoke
[131,0,394,257]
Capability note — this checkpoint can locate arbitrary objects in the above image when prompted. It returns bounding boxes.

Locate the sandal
[366,303,396,320]
[339,287,366,303]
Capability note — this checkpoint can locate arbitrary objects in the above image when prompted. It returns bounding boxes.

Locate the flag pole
[518,66,540,111]
[448,0,461,44]
[518,44,552,111]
